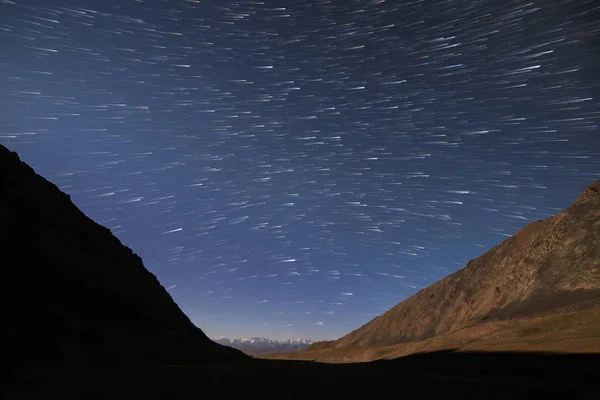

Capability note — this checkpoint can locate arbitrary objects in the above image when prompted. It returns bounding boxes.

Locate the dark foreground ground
[6,351,600,399]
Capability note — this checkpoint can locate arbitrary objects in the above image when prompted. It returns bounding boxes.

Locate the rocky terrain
[0,144,246,366]
[267,181,600,361]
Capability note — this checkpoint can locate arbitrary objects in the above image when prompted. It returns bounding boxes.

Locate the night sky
[1,0,599,340]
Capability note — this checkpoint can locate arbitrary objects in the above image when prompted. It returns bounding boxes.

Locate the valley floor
[6,350,600,399]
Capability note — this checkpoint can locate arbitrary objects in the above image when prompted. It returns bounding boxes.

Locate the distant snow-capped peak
[213,336,315,354]
[214,336,314,346]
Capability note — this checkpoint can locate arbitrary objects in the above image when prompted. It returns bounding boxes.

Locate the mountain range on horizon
[213,336,314,356]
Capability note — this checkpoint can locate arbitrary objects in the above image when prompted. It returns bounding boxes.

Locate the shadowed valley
[2,144,599,399]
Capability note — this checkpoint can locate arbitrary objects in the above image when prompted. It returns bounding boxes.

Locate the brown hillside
[315,182,600,350]
[266,305,600,363]
[0,144,247,365]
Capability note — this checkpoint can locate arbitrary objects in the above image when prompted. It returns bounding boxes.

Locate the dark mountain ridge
[0,144,247,365]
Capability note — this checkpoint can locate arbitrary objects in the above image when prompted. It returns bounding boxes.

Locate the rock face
[0,145,247,365]
[316,181,600,350]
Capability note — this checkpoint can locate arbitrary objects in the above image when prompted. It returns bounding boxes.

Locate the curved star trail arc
[1,0,599,340]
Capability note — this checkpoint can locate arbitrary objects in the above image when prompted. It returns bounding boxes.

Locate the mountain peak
[578,181,600,202]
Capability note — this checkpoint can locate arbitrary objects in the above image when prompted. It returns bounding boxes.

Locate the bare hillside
[313,182,600,350]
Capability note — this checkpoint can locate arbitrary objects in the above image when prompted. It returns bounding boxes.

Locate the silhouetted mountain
[214,336,313,355]
[0,144,247,366]
[311,181,600,350]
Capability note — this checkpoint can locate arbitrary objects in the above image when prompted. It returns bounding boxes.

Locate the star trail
[1,0,599,340]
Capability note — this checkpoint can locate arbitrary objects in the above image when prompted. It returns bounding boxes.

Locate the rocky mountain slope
[313,181,600,350]
[267,306,600,363]
[214,336,313,355]
[1,144,247,365]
